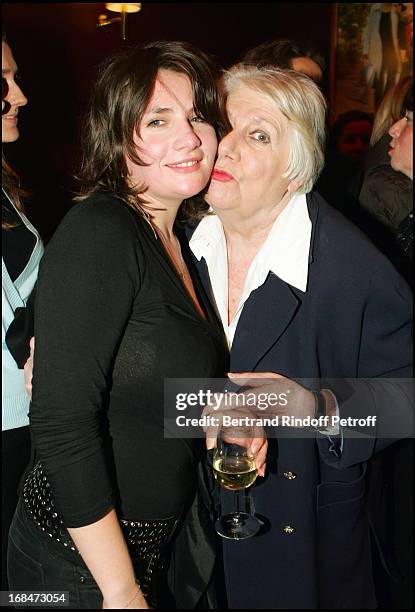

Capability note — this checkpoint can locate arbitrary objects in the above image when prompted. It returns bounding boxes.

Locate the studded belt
[23,462,179,607]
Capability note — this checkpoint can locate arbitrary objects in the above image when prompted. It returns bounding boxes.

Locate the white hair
[222,64,327,193]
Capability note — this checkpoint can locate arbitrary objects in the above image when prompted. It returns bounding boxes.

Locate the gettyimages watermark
[163,377,414,439]
[174,412,378,430]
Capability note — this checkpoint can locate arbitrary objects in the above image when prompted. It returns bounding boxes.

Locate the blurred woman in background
[1,32,43,591]
[359,75,413,232]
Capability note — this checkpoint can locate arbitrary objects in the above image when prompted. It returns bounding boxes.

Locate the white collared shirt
[190,192,341,440]
[190,192,311,348]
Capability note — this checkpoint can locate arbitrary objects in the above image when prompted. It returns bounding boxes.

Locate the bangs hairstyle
[222,64,327,193]
[370,75,413,146]
[75,41,224,219]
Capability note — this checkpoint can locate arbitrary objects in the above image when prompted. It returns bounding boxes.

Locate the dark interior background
[3,3,334,241]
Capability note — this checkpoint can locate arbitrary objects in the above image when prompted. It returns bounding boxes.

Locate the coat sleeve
[318,259,413,469]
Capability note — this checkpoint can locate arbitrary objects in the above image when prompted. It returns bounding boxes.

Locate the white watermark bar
[163,378,414,439]
[0,592,69,607]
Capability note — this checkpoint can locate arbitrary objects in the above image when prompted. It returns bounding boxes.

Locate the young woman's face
[127,69,218,207]
[2,42,27,143]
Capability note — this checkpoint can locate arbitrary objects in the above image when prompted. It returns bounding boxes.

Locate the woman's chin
[2,128,20,143]
[206,201,236,215]
[205,184,236,211]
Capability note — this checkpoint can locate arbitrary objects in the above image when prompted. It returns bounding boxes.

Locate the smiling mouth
[168,160,200,168]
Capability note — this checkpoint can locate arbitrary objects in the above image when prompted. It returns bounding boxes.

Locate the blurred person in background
[241,38,325,85]
[361,84,413,611]
[359,76,412,234]
[316,110,374,219]
[388,87,413,179]
[371,87,413,609]
[2,32,43,590]
[388,85,413,274]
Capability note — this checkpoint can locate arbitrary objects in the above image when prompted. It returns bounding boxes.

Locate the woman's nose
[175,121,201,150]
[218,131,236,158]
[7,80,28,109]
[389,117,404,140]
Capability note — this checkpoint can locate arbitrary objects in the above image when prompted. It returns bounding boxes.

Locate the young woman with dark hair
[7,41,230,609]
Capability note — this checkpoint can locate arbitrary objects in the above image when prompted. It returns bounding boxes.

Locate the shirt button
[283,525,296,535]
[283,471,297,480]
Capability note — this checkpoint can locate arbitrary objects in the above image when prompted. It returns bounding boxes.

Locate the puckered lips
[211,168,234,182]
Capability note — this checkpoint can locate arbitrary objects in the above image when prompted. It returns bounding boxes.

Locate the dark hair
[403,87,413,113]
[241,39,326,74]
[76,40,224,221]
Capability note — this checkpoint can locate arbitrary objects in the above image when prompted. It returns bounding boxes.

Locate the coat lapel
[231,273,301,371]
[230,194,319,371]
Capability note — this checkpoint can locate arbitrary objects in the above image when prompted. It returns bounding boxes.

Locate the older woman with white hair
[189,65,412,609]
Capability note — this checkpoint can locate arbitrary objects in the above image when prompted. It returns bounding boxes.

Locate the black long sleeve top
[2,192,36,282]
[29,194,229,527]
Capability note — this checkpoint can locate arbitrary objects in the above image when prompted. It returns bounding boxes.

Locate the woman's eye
[250,131,270,144]
[191,115,206,123]
[147,119,165,127]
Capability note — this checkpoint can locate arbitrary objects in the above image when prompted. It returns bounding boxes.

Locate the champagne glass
[212,420,262,540]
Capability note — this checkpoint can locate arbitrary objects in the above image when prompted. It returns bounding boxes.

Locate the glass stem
[234,490,241,517]
[245,489,253,516]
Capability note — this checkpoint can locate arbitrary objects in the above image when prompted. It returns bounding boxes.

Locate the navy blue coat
[187,192,413,609]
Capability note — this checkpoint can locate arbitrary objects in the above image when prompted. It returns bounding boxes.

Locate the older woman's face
[127,69,218,207]
[205,84,293,218]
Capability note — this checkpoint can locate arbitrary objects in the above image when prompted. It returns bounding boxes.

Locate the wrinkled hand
[202,404,268,477]
[23,336,35,400]
[205,371,316,423]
